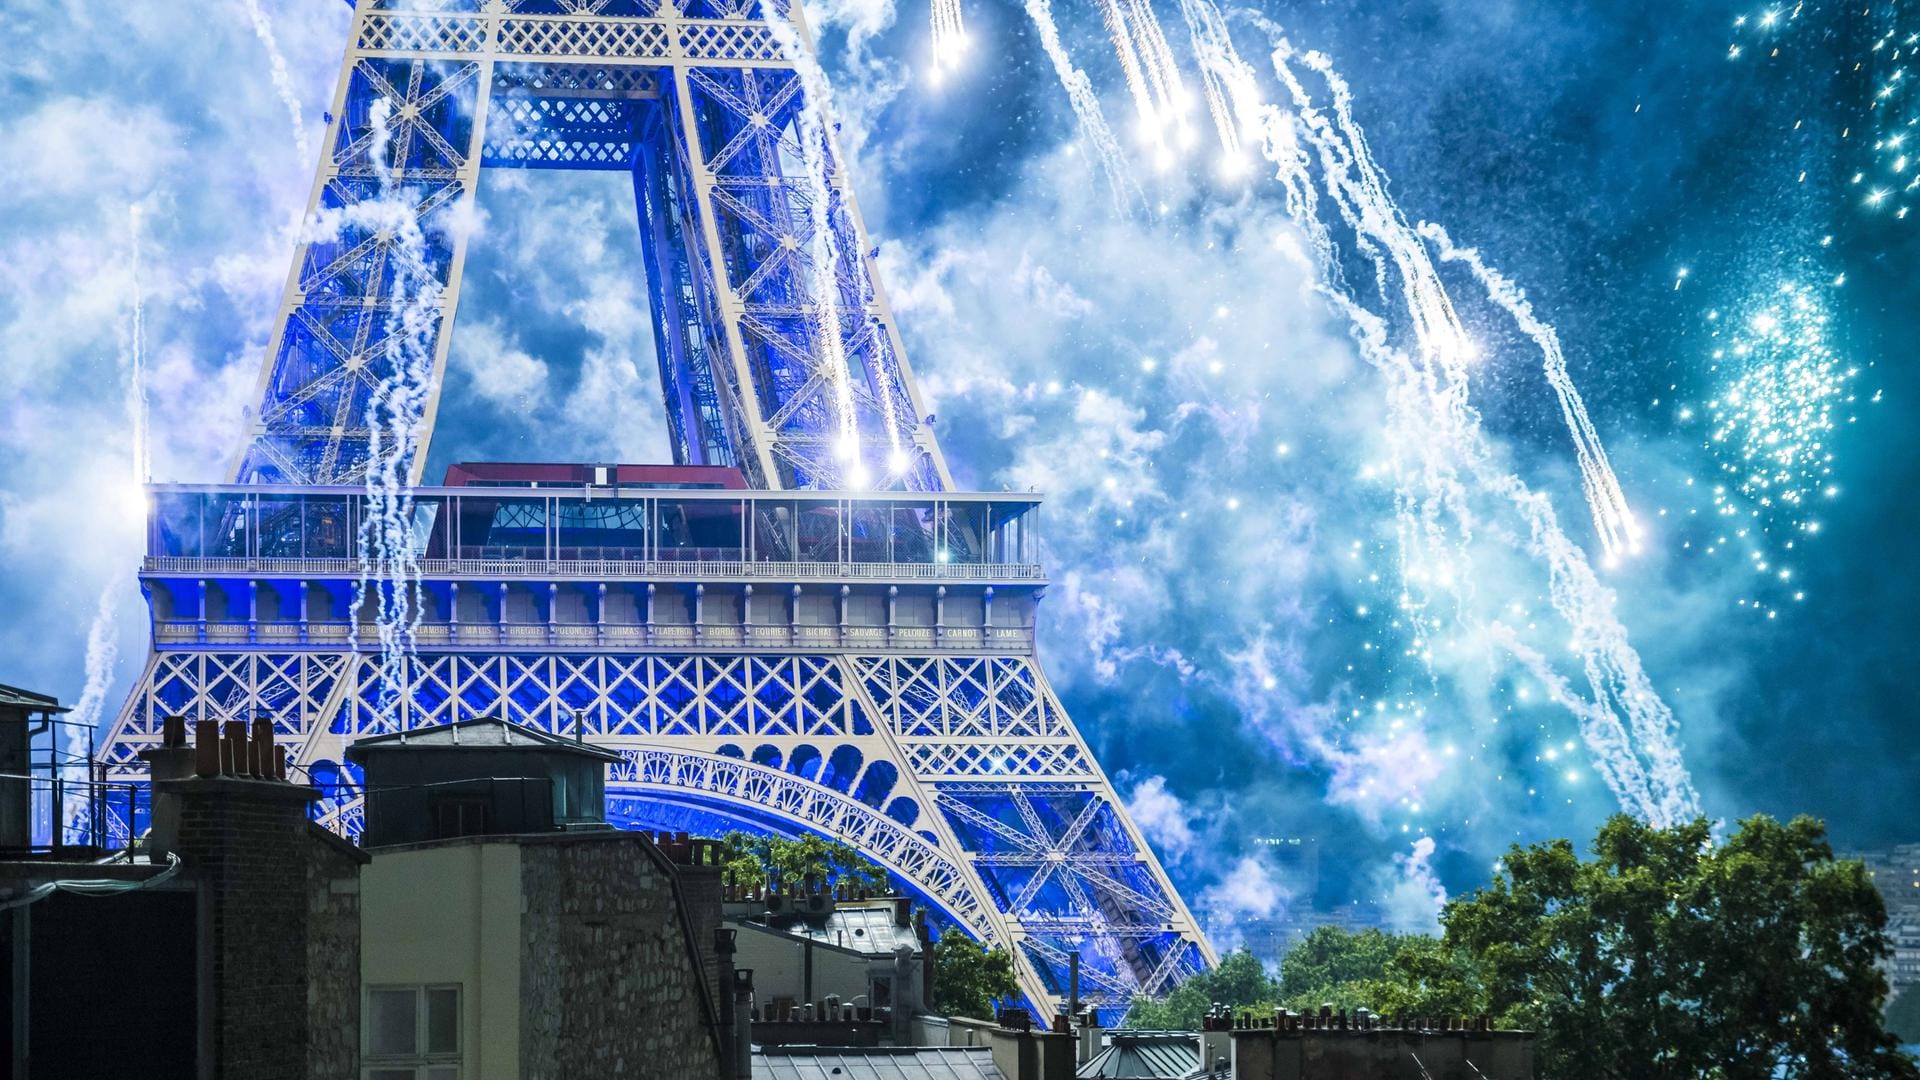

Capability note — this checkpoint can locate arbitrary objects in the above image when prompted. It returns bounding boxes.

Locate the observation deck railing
[151,620,1035,653]
[141,483,1046,584]
[140,555,1044,583]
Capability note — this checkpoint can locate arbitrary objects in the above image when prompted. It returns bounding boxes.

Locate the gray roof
[766,903,922,956]
[0,683,65,712]
[754,1046,1004,1080]
[346,718,621,762]
[1077,1032,1200,1079]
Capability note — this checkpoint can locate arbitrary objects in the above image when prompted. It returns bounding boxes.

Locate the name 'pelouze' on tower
[99,0,1216,1015]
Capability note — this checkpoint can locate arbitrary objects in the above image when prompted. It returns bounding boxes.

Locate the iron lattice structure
[98,0,1215,1016]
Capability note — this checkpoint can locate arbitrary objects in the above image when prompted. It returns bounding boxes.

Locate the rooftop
[753,1045,1004,1080]
[1076,1031,1200,1079]
[0,683,65,713]
[346,717,622,763]
[738,899,923,957]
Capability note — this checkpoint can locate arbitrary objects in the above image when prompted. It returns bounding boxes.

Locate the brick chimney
[137,714,193,862]
[153,716,365,1080]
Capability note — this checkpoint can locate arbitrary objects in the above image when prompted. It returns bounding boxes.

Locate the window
[365,984,461,1080]
[429,796,489,839]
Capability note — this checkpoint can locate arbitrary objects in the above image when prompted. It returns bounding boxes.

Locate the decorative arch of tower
[98,0,1216,1016]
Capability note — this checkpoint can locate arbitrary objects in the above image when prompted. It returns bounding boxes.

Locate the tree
[1124,948,1281,1029]
[1272,926,1426,1012]
[1441,814,1919,1080]
[1260,925,1488,1017]
[715,830,889,893]
[931,928,1019,1020]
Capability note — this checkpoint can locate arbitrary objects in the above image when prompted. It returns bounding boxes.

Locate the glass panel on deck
[550,497,649,560]
[847,500,892,563]
[303,495,354,559]
[794,499,841,563]
[656,497,743,562]
[254,495,305,558]
[150,491,207,557]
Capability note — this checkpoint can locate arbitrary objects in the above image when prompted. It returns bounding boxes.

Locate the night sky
[1,0,1915,942]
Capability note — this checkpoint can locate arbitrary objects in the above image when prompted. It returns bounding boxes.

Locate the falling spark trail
[762,3,876,483]
[240,0,311,166]
[63,203,163,835]
[1262,39,1698,824]
[1122,0,1193,141]
[1129,1,1701,821]
[342,97,441,726]
[929,0,968,80]
[1093,0,1160,144]
[1022,0,1142,209]
[64,585,122,839]
[1173,0,1260,173]
[1419,223,1642,562]
[1094,0,1194,167]
[128,205,150,485]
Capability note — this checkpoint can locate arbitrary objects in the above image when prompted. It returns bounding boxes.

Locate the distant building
[723,880,932,1044]
[1844,843,1920,998]
[1238,902,1392,968]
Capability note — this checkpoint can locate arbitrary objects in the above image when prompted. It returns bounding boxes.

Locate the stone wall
[305,828,366,1080]
[169,776,321,1080]
[518,834,724,1080]
[1229,1023,1535,1080]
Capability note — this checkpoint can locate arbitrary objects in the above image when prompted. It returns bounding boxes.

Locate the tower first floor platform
[99,482,1217,1017]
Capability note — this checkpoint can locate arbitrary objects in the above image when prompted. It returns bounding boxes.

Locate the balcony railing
[143,483,1045,576]
[151,620,1036,653]
[140,554,1044,583]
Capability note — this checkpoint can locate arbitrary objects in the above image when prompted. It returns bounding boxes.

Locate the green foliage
[714,830,889,893]
[1123,815,1919,1080]
[1273,926,1403,1004]
[1365,932,1487,1019]
[931,928,1019,1020]
[1441,814,1919,1080]
[1123,929,1469,1029]
[1124,948,1280,1029]
[1267,925,1487,1017]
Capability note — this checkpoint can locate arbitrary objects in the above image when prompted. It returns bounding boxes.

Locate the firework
[1704,280,1857,532]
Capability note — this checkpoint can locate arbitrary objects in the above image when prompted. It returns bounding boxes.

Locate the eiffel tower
[99,0,1214,1014]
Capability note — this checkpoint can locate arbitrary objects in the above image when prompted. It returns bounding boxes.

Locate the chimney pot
[222,720,248,776]
[163,714,188,749]
[194,720,221,776]
[250,716,274,778]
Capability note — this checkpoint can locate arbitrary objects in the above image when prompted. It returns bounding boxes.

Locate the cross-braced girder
[236,0,951,491]
[99,642,1215,1015]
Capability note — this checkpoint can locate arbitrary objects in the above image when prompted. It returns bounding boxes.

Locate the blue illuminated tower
[97,0,1214,1015]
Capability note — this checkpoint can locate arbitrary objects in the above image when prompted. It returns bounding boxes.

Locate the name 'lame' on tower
[98,0,1215,1016]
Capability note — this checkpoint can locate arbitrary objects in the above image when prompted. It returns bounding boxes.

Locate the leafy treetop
[1128,815,1920,1080]
[931,928,1019,1021]
[715,830,890,893]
